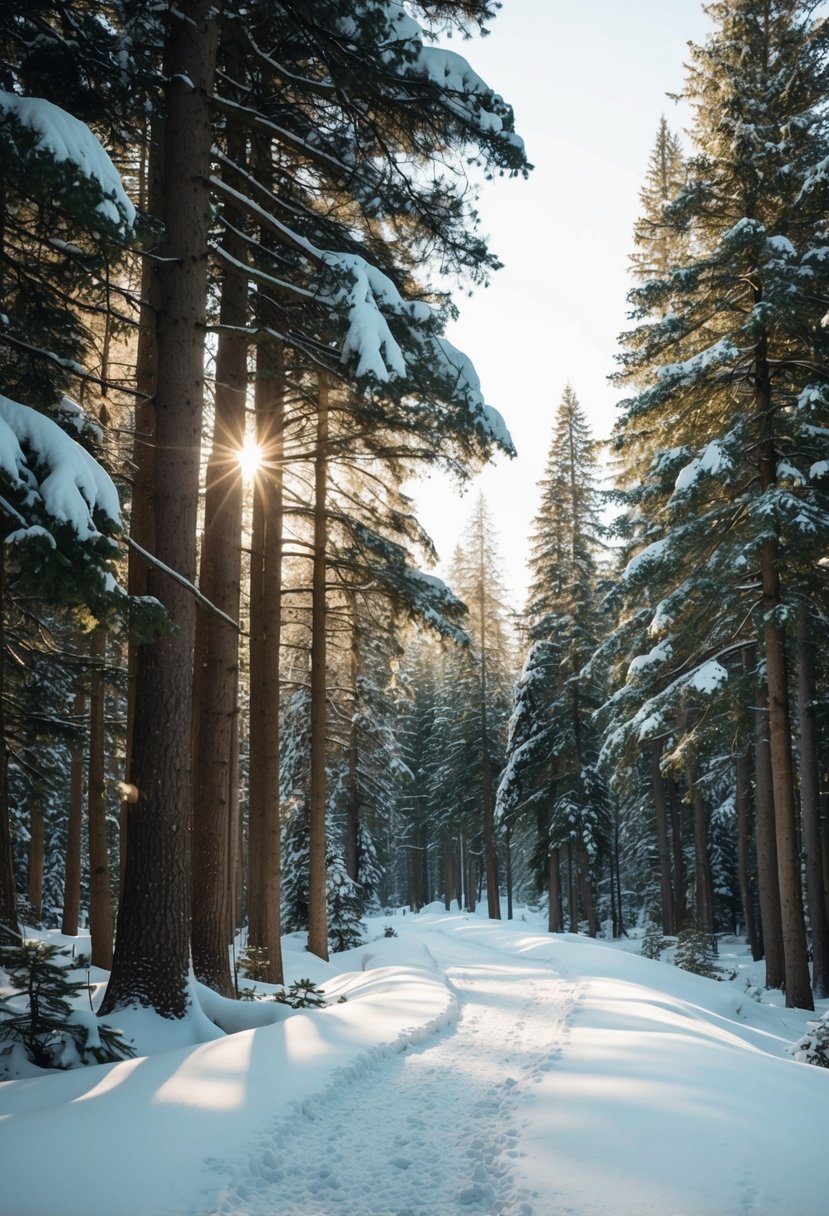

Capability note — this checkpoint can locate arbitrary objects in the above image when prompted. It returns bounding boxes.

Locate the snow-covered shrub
[674,926,733,980]
[327,853,366,952]
[640,921,666,960]
[238,945,271,983]
[273,979,327,1009]
[788,1012,829,1068]
[0,940,132,1075]
[382,924,398,938]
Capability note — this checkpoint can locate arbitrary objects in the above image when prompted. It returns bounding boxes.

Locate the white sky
[411,0,712,604]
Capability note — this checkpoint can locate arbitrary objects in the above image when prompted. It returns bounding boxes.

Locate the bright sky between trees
[412,0,713,602]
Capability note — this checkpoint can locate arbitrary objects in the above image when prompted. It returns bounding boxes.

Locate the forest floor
[1,909,828,1216]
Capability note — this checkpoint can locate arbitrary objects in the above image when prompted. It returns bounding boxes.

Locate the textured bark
[548,849,563,932]
[102,1,219,1018]
[667,778,687,931]
[61,689,85,937]
[578,842,598,937]
[798,601,829,999]
[191,138,247,996]
[307,375,329,961]
[735,753,762,961]
[345,606,360,883]
[0,549,19,944]
[88,626,113,969]
[567,843,578,932]
[685,756,715,937]
[505,826,513,920]
[758,449,812,1006]
[26,796,44,924]
[246,149,285,984]
[650,741,675,934]
[754,696,785,989]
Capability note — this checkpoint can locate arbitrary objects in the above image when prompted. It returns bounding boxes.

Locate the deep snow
[1,909,827,1216]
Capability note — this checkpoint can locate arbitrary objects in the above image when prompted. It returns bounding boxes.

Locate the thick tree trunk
[754,694,785,989]
[102,1,219,1018]
[345,606,360,883]
[685,755,715,937]
[667,777,687,930]
[567,842,578,932]
[88,626,113,969]
[191,140,247,996]
[26,796,44,924]
[649,741,675,933]
[798,601,829,999]
[578,842,598,937]
[307,375,329,961]
[548,849,563,932]
[505,825,513,920]
[0,548,19,944]
[735,752,762,961]
[61,689,85,937]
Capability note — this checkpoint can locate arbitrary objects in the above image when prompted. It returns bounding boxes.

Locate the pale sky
[411,0,712,604]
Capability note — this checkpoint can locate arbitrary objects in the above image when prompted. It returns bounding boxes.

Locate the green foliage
[0,940,133,1074]
[640,922,667,960]
[274,979,327,1009]
[238,946,271,983]
[673,926,725,981]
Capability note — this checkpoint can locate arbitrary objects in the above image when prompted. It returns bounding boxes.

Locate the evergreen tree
[607,0,829,1009]
[501,385,607,935]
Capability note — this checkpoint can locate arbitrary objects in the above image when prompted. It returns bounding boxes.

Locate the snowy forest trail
[208,920,579,1216]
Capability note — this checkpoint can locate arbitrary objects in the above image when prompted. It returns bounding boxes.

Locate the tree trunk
[548,848,563,932]
[735,752,762,961]
[443,836,452,911]
[650,741,675,933]
[345,604,360,883]
[754,693,785,990]
[0,547,19,944]
[88,626,113,969]
[307,374,329,961]
[567,842,578,932]
[246,140,285,986]
[26,795,44,924]
[191,131,248,996]
[505,825,513,920]
[61,689,85,937]
[101,1,219,1018]
[686,761,715,938]
[798,601,829,998]
[667,777,687,931]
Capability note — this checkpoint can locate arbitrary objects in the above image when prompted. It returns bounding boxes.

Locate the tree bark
[102,0,220,1018]
[0,547,20,944]
[61,688,85,937]
[191,127,248,996]
[246,141,285,985]
[548,848,563,932]
[667,777,687,931]
[88,626,113,969]
[578,842,598,937]
[650,741,675,933]
[735,751,762,960]
[754,693,785,989]
[26,795,44,924]
[758,447,812,1006]
[798,600,829,998]
[307,374,329,961]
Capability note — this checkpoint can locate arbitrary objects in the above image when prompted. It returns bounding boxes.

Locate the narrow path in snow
[207,923,577,1216]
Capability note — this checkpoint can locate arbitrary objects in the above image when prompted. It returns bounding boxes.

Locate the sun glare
[238,436,262,481]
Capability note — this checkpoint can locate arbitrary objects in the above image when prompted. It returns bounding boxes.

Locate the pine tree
[503,385,607,935]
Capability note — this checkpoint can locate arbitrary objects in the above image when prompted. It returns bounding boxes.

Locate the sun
[237,436,262,481]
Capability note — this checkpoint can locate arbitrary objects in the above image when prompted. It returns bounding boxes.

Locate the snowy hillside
[1,910,827,1216]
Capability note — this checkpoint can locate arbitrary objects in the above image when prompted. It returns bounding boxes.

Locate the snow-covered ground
[1,908,827,1216]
